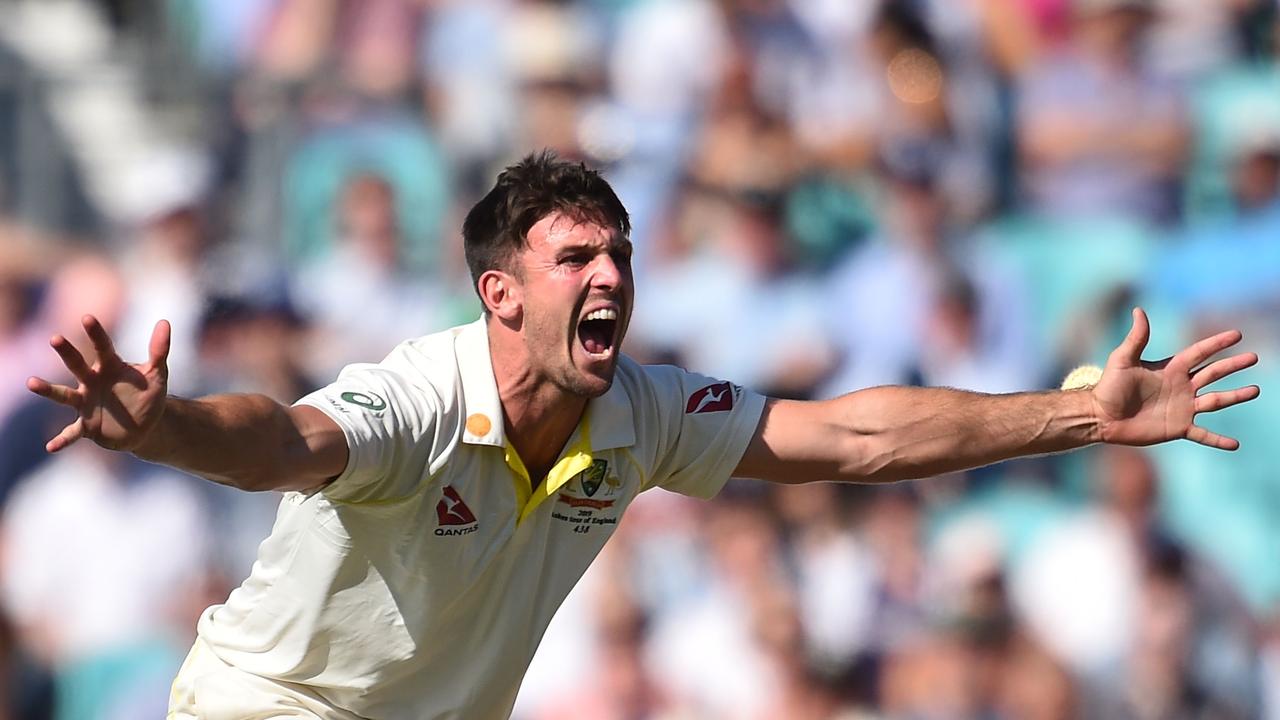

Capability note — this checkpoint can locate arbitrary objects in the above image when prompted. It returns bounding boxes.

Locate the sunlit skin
[1090,308,1258,450]
[21,237,1261,488]
[478,212,635,481]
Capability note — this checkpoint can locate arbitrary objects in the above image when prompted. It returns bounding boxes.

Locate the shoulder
[338,324,472,406]
[615,357,681,405]
[620,357,748,416]
[299,325,475,440]
[381,325,467,382]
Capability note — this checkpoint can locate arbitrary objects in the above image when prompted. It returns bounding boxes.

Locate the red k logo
[686,382,734,414]
[436,486,477,526]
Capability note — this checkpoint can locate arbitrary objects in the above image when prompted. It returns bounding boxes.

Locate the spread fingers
[1194,385,1260,413]
[1185,425,1240,451]
[26,377,82,407]
[1192,352,1258,390]
[82,315,119,366]
[51,335,92,382]
[45,419,84,453]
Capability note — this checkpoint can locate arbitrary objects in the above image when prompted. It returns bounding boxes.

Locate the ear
[477,269,522,321]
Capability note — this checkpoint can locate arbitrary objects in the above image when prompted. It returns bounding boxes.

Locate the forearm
[836,386,1100,483]
[133,394,329,492]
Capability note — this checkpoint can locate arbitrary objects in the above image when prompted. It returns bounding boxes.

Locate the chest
[328,447,643,595]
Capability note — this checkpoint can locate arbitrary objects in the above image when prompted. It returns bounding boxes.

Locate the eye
[611,249,632,267]
[561,253,590,268]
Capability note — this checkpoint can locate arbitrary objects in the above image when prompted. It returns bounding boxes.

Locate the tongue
[581,324,610,355]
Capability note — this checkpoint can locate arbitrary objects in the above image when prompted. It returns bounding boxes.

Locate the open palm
[1092,308,1259,450]
[26,315,171,453]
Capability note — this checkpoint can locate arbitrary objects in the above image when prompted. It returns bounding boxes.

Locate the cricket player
[26,153,1259,719]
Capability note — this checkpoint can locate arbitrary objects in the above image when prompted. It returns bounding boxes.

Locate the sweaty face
[516,212,634,397]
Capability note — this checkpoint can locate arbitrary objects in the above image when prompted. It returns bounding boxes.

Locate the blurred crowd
[0,0,1278,717]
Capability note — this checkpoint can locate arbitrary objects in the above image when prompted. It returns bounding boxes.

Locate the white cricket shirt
[193,318,765,719]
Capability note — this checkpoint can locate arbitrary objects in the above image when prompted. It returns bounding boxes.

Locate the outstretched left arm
[734,309,1260,485]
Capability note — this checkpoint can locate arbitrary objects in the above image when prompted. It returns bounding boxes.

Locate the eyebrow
[556,239,633,255]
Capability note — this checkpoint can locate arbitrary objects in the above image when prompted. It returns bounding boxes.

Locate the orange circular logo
[466,413,492,437]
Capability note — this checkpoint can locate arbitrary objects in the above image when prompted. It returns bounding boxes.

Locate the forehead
[525,212,625,252]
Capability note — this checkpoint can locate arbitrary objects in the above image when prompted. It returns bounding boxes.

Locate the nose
[590,254,623,291]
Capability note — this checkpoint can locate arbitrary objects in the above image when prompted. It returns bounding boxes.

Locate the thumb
[1112,307,1150,366]
[148,319,172,372]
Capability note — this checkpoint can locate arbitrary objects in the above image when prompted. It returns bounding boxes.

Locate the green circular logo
[340,391,387,411]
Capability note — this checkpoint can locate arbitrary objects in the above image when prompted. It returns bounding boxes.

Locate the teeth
[583,308,618,321]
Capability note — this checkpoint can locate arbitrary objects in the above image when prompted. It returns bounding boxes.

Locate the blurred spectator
[994,632,1077,720]
[114,205,210,397]
[1144,0,1254,80]
[531,567,674,720]
[750,588,870,720]
[594,0,730,275]
[0,254,126,500]
[0,448,212,720]
[191,295,317,581]
[292,171,456,377]
[0,0,1276,715]
[913,268,1039,393]
[420,0,519,196]
[1096,447,1263,718]
[507,0,604,162]
[1147,127,1280,314]
[858,489,929,656]
[1018,0,1189,223]
[174,0,278,75]
[282,111,450,281]
[821,141,1035,396]
[1264,610,1280,720]
[646,497,786,717]
[1010,502,1141,676]
[630,188,836,398]
[251,0,341,83]
[869,3,1002,220]
[773,482,878,674]
[1182,6,1280,217]
[879,628,990,718]
[194,295,314,401]
[336,0,422,101]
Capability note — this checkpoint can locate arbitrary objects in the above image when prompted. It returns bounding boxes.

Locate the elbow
[222,458,326,494]
[236,465,330,494]
[214,468,283,494]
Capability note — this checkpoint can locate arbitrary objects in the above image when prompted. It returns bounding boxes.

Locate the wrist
[1081,389,1106,445]
[1050,388,1104,448]
[130,396,174,460]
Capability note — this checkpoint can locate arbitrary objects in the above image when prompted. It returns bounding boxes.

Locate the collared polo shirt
[193,318,765,720]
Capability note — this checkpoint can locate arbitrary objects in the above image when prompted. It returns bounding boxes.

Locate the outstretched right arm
[26,314,347,492]
[132,396,347,492]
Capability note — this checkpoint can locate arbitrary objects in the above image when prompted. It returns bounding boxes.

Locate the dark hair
[462,151,630,296]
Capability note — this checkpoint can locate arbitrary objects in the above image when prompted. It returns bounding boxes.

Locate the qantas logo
[686,382,734,414]
[434,486,478,536]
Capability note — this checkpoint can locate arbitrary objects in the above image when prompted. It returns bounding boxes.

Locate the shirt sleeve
[293,363,443,504]
[641,365,766,499]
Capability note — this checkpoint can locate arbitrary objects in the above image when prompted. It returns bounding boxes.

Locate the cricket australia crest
[579,459,609,497]
[554,458,623,531]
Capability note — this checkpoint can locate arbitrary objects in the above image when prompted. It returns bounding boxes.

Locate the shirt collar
[585,364,635,451]
[455,317,505,447]
[453,315,636,451]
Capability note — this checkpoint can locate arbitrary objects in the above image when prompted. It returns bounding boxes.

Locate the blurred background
[0,0,1277,717]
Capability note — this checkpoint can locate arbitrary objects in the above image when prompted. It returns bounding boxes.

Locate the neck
[488,319,587,480]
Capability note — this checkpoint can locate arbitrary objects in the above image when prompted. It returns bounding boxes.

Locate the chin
[564,367,616,398]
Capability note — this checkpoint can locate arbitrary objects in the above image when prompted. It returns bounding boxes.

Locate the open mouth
[577,307,618,358]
